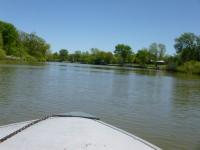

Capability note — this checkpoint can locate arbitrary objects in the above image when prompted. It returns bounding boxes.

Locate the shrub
[178,61,200,74]
[21,54,35,61]
[0,49,6,59]
[166,61,178,72]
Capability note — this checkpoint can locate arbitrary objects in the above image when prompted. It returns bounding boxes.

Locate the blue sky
[0,0,200,55]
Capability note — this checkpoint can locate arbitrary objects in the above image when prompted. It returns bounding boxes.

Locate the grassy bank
[0,59,46,66]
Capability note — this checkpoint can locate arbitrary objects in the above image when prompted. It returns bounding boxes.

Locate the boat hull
[0,113,162,150]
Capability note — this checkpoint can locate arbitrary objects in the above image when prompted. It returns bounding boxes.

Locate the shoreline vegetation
[0,20,200,74]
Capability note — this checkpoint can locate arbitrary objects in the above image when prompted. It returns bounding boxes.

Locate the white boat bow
[0,112,162,150]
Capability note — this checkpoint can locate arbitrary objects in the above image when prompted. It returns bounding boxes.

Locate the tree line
[47,43,166,67]
[0,21,50,61]
[0,20,200,74]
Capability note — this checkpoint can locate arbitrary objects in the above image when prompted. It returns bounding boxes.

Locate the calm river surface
[0,62,200,150]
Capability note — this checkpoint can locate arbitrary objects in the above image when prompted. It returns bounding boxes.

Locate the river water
[0,62,200,150]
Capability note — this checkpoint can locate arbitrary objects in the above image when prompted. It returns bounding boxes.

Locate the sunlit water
[0,62,200,150]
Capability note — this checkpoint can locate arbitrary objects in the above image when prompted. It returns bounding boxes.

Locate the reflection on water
[0,62,200,150]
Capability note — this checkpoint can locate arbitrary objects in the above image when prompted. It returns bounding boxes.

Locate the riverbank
[0,59,164,70]
[0,60,46,66]
[107,63,166,70]
[1,59,200,75]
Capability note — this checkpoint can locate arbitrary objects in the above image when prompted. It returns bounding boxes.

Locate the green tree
[0,32,3,49]
[80,51,90,64]
[149,43,166,67]
[59,49,68,61]
[114,44,132,65]
[165,55,179,72]
[0,20,51,61]
[136,49,149,66]
[17,31,50,60]
[0,21,19,55]
[104,52,113,64]
[90,48,102,64]
[33,51,43,61]
[27,32,50,56]
[68,54,75,62]
[174,32,200,63]
[97,51,106,64]
[52,52,59,61]
[158,43,166,60]
[127,52,135,64]
[16,31,29,56]
[74,50,82,62]
[0,32,6,59]
[149,43,158,63]
[45,50,53,61]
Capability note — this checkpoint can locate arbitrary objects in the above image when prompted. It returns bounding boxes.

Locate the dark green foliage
[67,49,114,65]
[169,33,200,74]
[59,49,68,62]
[90,48,105,64]
[0,20,50,61]
[0,49,6,59]
[73,51,82,62]
[88,48,114,65]
[136,49,149,66]
[104,52,113,64]
[114,44,133,65]
[0,32,3,49]
[80,51,90,64]
[17,31,50,61]
[174,33,200,63]
[178,61,200,74]
[165,54,182,72]
[0,33,6,59]
[47,52,59,62]
[0,21,19,55]
[166,60,178,72]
